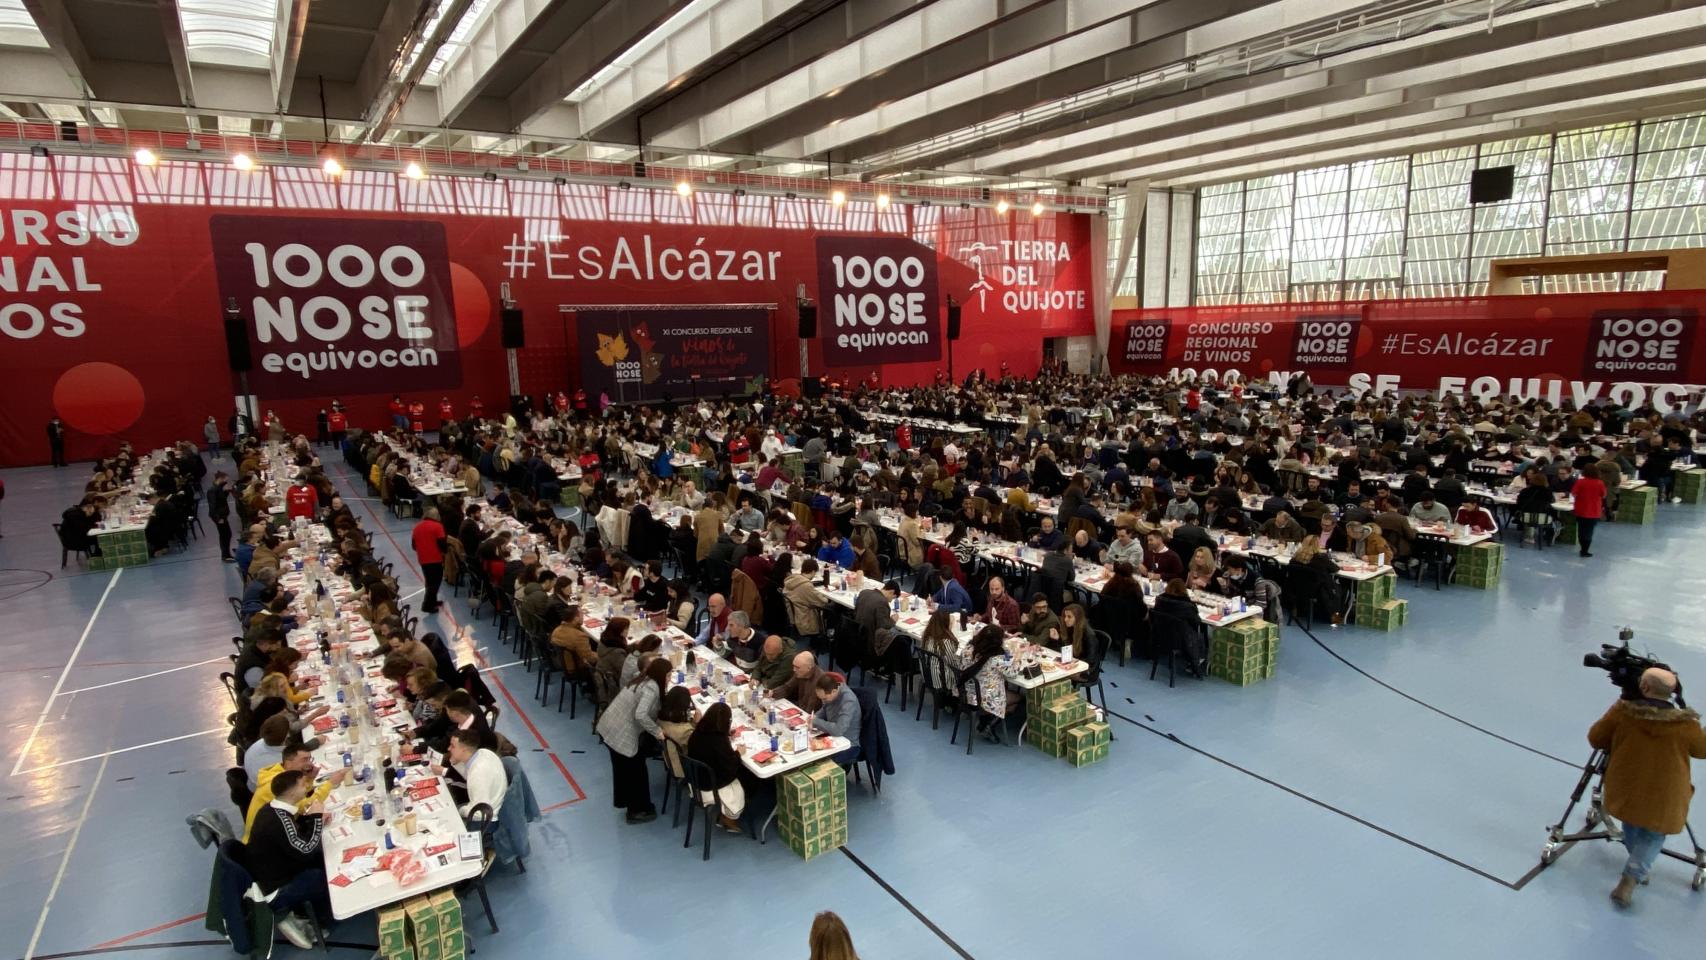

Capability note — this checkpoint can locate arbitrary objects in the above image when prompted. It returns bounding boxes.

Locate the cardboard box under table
[1209,618,1280,685]
[1023,684,1093,758]
[1616,485,1656,524]
[1678,469,1706,504]
[778,761,847,861]
[1352,573,1398,626]
[381,889,465,960]
[1451,542,1503,589]
[89,527,149,569]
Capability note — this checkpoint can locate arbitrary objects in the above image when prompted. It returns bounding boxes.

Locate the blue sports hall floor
[1,452,1702,960]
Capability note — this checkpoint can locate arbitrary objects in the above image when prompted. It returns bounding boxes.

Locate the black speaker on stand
[223,298,258,436]
[798,301,818,338]
[945,295,961,384]
[501,307,525,348]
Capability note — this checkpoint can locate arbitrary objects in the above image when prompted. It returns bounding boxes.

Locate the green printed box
[1360,598,1407,632]
[440,929,465,960]
[378,905,410,959]
[1069,742,1110,767]
[1453,542,1503,589]
[404,895,443,946]
[1555,513,1577,545]
[1024,680,1075,713]
[1616,486,1656,524]
[1355,573,1395,607]
[1677,469,1705,504]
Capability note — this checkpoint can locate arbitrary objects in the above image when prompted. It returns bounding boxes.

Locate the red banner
[0,201,1095,465]
[1112,295,1706,410]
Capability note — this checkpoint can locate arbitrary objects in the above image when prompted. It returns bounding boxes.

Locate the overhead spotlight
[30,144,49,158]
[785,191,797,200]
[322,156,343,176]
[404,161,425,180]
[482,170,498,181]
[959,201,970,210]
[552,176,566,186]
[875,193,890,209]
[995,198,1010,215]
[618,180,632,190]
[675,180,692,197]
[733,188,747,197]
[1066,207,1076,215]
[830,189,846,206]
[133,147,158,166]
[231,152,253,171]
[1031,200,1045,216]
[919,199,932,207]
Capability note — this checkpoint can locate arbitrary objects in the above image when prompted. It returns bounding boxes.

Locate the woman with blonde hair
[1186,546,1216,591]
[808,911,858,960]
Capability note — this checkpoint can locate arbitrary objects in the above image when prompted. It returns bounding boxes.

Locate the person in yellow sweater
[243,742,348,841]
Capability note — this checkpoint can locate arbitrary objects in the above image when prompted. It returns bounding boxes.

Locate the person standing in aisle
[46,416,66,467]
[203,416,222,459]
[412,506,447,613]
[1571,466,1607,558]
[208,470,235,562]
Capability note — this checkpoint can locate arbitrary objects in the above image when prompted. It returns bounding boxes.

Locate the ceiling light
[482,170,498,181]
[1031,200,1045,216]
[875,193,890,209]
[995,199,1010,215]
[404,161,425,180]
[133,148,158,166]
[322,157,343,177]
[733,188,747,198]
[618,180,632,190]
[675,180,692,197]
[959,202,970,210]
[30,145,49,158]
[830,189,846,206]
[231,152,253,171]
[552,176,567,186]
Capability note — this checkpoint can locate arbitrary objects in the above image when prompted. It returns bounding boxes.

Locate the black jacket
[245,803,322,895]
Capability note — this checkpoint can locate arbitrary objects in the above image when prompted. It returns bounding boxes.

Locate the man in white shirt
[445,729,507,820]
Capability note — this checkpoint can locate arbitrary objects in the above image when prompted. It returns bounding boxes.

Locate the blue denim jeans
[1621,823,1668,882]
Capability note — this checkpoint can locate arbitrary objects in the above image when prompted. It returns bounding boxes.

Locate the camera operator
[1587,668,1706,907]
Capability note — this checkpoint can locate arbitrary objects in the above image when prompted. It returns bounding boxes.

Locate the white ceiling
[2,0,1704,187]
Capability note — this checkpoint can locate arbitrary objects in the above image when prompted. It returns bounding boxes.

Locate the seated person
[439,728,507,820]
[244,769,334,949]
[808,674,862,766]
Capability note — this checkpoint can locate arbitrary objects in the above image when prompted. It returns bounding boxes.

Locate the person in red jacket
[412,506,447,613]
[572,388,588,417]
[408,400,426,434]
[327,407,347,447]
[285,478,318,521]
[438,397,454,426]
[553,391,570,416]
[389,395,407,431]
[1571,469,1608,558]
[469,395,484,419]
[727,433,751,465]
[895,423,912,452]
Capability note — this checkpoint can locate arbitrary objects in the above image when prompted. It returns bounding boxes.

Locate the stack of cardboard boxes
[1616,485,1657,524]
[378,890,465,960]
[1353,573,1406,631]
[1208,618,1279,685]
[1022,682,1110,766]
[1677,469,1705,504]
[88,529,148,570]
[778,761,847,861]
[1452,541,1503,589]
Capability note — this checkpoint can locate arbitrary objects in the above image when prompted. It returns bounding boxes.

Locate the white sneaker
[275,914,313,949]
[1672,497,1683,504]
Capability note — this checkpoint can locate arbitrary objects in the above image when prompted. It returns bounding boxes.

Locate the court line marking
[23,752,110,960]
[12,569,122,777]
[13,728,226,776]
[89,913,204,949]
[58,658,227,696]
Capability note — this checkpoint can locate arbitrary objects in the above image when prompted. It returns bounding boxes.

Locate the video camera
[1584,627,1678,701]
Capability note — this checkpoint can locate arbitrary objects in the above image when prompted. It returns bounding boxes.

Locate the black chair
[216,839,327,953]
[661,739,690,826]
[53,522,89,568]
[1514,511,1555,549]
[1412,533,1454,589]
[228,596,246,627]
[949,671,1007,754]
[461,803,502,933]
[218,671,239,709]
[913,648,959,730]
[1072,630,1115,739]
[225,767,253,813]
[1149,611,1204,688]
[679,755,727,862]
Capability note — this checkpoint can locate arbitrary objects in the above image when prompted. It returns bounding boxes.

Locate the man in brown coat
[694,494,725,562]
[1588,668,1706,906]
[550,605,596,675]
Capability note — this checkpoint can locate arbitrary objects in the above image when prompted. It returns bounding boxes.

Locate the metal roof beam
[21,0,96,99]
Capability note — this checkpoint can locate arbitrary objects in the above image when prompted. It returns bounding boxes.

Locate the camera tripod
[1540,748,1706,890]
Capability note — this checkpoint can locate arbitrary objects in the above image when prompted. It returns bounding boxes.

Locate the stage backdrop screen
[573,306,770,404]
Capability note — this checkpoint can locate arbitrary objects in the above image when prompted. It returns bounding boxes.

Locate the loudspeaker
[223,313,252,372]
[59,120,77,143]
[500,307,525,348]
[633,160,647,180]
[1470,166,1514,204]
[804,376,825,399]
[947,303,962,340]
[798,302,818,338]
